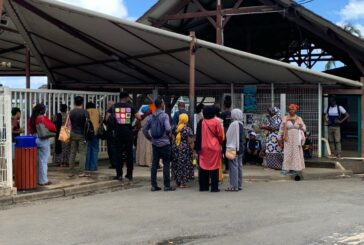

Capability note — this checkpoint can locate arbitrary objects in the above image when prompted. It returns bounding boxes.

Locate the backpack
[150,113,165,139]
[326,105,342,118]
[84,111,95,141]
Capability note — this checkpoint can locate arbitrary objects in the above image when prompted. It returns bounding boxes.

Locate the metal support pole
[189,32,196,118]
[271,82,274,107]
[280,93,286,115]
[0,0,3,18]
[230,83,235,108]
[216,0,224,45]
[25,48,31,89]
[361,77,364,157]
[152,87,158,101]
[318,83,322,158]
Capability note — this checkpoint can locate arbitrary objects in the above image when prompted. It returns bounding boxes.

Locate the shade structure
[4,0,362,90]
[0,10,43,76]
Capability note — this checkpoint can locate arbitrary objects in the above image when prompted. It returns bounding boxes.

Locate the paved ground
[1,178,364,245]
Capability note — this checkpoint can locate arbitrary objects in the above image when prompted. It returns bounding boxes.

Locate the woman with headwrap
[225,109,245,192]
[136,104,154,167]
[196,106,225,192]
[171,113,194,188]
[279,104,306,175]
[260,107,284,170]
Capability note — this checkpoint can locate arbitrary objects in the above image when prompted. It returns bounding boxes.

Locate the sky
[2,0,363,89]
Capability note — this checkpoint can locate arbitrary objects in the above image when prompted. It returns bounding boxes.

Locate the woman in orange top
[196,106,224,192]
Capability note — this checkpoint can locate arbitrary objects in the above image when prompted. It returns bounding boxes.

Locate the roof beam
[222,0,244,28]
[192,0,217,29]
[164,5,281,21]
[149,0,190,28]
[0,44,25,55]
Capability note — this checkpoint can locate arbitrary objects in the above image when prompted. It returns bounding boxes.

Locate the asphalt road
[1,178,364,245]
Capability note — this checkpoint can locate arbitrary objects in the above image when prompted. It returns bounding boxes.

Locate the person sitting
[303,131,313,159]
[244,132,263,165]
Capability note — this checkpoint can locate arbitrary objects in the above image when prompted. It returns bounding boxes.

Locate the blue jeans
[229,154,243,189]
[85,136,99,171]
[151,145,171,188]
[36,138,50,185]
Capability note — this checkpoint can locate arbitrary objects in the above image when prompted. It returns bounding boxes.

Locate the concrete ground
[1,178,364,245]
[17,163,353,194]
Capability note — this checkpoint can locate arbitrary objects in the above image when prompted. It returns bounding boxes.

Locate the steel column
[25,48,31,89]
[361,77,364,157]
[189,32,196,117]
[230,83,235,108]
[271,82,274,107]
[318,83,322,158]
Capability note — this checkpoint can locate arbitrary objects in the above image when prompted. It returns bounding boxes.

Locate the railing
[10,88,120,155]
[0,87,13,189]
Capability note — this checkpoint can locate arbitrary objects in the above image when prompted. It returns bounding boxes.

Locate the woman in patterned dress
[260,107,283,170]
[172,113,194,188]
[279,104,306,175]
[54,104,70,167]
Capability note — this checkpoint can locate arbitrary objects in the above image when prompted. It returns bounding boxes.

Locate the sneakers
[151,186,162,192]
[113,176,123,182]
[151,186,176,192]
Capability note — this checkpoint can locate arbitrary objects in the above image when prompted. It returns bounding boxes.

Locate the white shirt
[325,105,346,116]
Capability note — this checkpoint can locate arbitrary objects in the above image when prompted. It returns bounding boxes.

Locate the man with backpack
[324,96,349,159]
[106,92,135,182]
[143,97,175,192]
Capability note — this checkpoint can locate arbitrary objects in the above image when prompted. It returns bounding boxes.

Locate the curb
[0,180,139,207]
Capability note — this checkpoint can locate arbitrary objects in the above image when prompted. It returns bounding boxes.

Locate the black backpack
[84,111,94,141]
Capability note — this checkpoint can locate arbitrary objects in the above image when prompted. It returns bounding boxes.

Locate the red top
[199,118,224,170]
[28,115,56,135]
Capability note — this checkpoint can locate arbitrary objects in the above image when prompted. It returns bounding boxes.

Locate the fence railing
[10,88,119,156]
[0,88,13,189]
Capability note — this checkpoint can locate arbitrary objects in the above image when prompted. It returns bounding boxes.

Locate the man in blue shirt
[172,102,190,127]
[143,97,175,192]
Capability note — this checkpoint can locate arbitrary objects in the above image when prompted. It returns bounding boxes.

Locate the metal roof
[0,10,43,75]
[4,0,362,89]
[139,0,364,76]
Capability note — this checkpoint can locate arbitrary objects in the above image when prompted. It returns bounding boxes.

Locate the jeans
[85,136,99,171]
[111,134,134,179]
[229,154,243,189]
[36,138,50,185]
[328,126,342,155]
[69,133,87,173]
[151,145,171,188]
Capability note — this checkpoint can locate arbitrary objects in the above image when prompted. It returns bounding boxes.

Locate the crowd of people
[12,92,349,191]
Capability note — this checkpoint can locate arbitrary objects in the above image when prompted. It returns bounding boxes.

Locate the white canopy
[4,0,362,89]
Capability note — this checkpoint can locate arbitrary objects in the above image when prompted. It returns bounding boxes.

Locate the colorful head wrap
[288,104,299,112]
[175,113,189,146]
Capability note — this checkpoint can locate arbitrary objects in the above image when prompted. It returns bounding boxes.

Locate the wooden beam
[223,0,244,28]
[216,0,223,45]
[149,0,190,28]
[165,5,281,21]
[323,88,362,95]
[189,32,196,117]
[192,0,217,29]
[0,0,3,18]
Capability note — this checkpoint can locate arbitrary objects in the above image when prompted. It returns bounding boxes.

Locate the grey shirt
[69,108,86,135]
[143,110,171,147]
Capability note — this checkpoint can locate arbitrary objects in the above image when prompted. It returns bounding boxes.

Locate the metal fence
[10,88,120,156]
[0,88,13,189]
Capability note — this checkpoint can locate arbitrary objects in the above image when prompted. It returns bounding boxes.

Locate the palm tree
[325,23,362,70]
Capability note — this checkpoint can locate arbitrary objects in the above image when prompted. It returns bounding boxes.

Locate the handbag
[225,149,237,160]
[58,114,71,143]
[36,117,56,139]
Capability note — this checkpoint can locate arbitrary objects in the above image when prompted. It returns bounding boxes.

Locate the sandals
[78,173,91,177]
[225,187,239,192]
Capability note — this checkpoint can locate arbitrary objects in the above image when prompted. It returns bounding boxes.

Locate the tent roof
[4,0,362,90]
[0,10,43,75]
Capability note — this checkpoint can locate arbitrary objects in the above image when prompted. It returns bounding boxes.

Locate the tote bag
[58,114,71,143]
